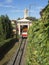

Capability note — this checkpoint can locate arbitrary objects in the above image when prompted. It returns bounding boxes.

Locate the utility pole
[29,3,36,17]
[29,4,33,16]
[29,4,32,17]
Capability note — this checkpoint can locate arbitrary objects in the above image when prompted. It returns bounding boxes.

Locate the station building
[17,9,32,35]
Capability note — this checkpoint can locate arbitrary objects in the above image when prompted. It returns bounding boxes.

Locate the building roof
[17,18,32,23]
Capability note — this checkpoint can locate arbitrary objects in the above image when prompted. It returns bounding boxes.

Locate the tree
[26,17,38,21]
[0,15,13,40]
[17,17,21,20]
[0,17,5,42]
[25,3,49,65]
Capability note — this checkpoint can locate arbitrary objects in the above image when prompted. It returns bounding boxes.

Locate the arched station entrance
[17,18,32,35]
[20,25,28,34]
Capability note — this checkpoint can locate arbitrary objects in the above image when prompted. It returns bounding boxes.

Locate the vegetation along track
[12,38,27,65]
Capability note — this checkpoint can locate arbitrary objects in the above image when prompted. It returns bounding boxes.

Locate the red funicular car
[21,31,27,38]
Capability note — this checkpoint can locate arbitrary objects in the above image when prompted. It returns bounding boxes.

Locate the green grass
[0,38,12,47]
[0,41,20,65]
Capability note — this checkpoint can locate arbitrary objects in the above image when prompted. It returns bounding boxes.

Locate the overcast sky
[0,0,48,20]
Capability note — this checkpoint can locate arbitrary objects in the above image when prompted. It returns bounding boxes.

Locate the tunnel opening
[20,25,28,35]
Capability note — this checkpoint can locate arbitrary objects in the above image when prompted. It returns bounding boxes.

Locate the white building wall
[17,22,32,35]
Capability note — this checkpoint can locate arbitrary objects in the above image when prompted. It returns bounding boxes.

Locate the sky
[0,0,48,20]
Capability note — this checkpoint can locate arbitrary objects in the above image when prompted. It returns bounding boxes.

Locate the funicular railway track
[7,38,27,65]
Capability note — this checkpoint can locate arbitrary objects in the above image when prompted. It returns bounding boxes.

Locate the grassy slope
[0,42,20,65]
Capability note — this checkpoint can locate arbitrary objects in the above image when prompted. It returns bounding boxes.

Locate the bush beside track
[25,4,49,65]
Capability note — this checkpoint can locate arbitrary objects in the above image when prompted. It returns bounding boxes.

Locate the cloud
[10,8,41,13]
[10,9,24,13]
[3,5,16,8]
[35,6,43,10]
[0,0,14,8]
[0,3,16,9]
[5,0,13,3]
[0,4,3,7]
[0,3,4,6]
[29,6,43,13]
